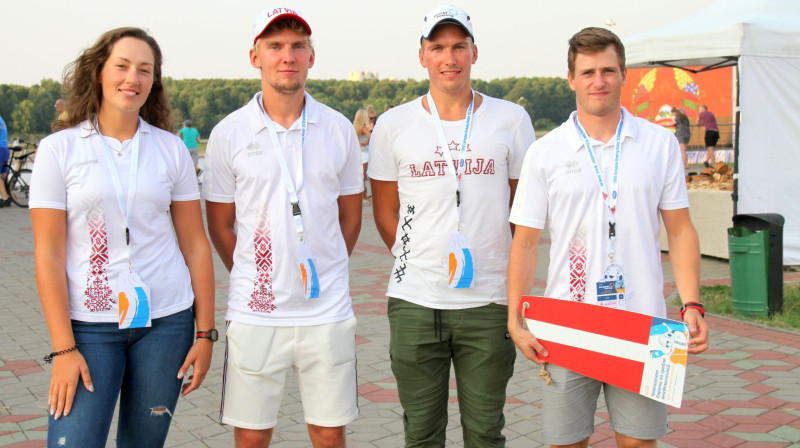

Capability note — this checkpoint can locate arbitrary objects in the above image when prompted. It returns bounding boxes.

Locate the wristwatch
[196,329,219,342]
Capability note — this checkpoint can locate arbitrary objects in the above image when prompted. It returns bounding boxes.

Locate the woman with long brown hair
[31,27,215,447]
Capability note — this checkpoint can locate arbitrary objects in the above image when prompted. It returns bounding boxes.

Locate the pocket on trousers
[227,321,274,373]
[324,316,357,367]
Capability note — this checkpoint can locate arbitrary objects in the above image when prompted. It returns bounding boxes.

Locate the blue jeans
[47,307,194,448]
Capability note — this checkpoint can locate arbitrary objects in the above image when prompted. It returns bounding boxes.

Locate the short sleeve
[171,136,201,202]
[366,117,399,181]
[338,124,365,196]
[509,142,548,229]
[29,140,67,210]
[659,135,690,211]
[202,125,236,203]
[509,108,536,180]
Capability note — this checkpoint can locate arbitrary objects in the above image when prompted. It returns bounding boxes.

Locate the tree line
[1,77,575,140]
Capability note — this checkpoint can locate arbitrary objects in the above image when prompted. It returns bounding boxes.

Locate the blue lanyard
[426,90,475,226]
[260,93,307,241]
[573,110,624,263]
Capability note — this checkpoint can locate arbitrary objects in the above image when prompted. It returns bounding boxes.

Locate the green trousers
[388,298,516,448]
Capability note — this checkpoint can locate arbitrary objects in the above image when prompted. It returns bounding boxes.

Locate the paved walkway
[1,202,799,447]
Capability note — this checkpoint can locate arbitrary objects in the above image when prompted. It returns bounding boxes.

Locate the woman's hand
[177,340,213,395]
[49,350,93,419]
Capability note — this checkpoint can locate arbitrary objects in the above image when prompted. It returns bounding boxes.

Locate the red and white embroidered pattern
[83,201,114,312]
[569,229,587,302]
[249,217,277,313]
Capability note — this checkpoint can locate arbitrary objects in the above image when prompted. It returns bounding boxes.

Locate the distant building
[348,71,379,81]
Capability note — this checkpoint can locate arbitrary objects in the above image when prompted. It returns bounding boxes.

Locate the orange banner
[622,66,733,146]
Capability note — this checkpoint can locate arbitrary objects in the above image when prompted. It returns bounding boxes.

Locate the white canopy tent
[624,0,800,264]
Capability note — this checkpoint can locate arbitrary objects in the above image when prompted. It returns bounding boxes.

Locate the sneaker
[703,161,711,168]
[196,168,203,177]
[0,197,10,208]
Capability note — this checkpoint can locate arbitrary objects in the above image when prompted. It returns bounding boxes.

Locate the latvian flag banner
[520,296,690,407]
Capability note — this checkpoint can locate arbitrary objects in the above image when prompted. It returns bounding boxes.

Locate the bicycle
[2,139,37,207]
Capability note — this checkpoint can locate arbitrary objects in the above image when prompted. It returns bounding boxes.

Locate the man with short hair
[368,5,535,446]
[507,27,709,448]
[203,7,363,448]
[697,105,719,168]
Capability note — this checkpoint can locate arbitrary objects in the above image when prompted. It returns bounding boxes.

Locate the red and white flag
[520,296,689,407]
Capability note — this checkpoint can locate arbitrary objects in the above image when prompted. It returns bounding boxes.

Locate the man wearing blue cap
[369,5,535,447]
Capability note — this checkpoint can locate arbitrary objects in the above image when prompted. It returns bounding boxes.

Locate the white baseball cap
[252,7,311,45]
[420,5,474,42]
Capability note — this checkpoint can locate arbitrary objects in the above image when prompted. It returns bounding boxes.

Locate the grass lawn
[673,283,800,331]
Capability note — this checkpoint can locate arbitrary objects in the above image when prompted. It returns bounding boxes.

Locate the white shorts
[220,316,359,429]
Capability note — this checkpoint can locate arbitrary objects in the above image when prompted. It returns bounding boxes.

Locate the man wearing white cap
[368,5,535,446]
[203,6,363,448]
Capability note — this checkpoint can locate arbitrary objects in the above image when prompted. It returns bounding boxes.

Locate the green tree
[11,99,35,135]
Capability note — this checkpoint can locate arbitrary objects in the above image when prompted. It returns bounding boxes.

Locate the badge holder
[447,232,474,289]
[112,271,152,328]
[595,263,626,309]
[298,241,320,299]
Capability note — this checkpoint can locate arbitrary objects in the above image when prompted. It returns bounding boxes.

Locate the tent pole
[732,63,740,215]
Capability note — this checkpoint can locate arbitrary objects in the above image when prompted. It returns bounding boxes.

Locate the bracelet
[43,345,79,364]
[680,302,705,321]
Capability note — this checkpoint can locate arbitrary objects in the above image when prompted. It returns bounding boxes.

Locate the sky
[0,0,718,86]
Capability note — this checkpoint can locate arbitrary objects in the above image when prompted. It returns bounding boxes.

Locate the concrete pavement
[1,201,799,447]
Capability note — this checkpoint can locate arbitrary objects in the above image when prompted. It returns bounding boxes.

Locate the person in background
[697,105,719,168]
[672,107,690,171]
[203,6,362,447]
[0,114,11,207]
[178,119,202,176]
[507,27,709,448]
[368,4,535,446]
[29,27,215,448]
[55,99,69,121]
[366,104,377,128]
[353,108,371,201]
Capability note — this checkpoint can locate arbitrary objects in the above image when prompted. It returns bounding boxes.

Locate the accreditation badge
[297,241,320,299]
[447,232,474,289]
[112,271,152,329]
[595,264,626,309]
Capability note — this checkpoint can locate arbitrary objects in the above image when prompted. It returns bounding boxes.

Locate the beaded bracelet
[43,345,79,364]
[679,302,705,321]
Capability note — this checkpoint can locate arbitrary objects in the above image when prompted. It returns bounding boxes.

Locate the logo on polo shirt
[75,159,99,168]
[565,159,581,175]
[246,141,262,157]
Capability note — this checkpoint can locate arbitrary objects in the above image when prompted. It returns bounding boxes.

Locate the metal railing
[688,122,734,149]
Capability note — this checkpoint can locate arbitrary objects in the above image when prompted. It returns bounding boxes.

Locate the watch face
[198,329,219,342]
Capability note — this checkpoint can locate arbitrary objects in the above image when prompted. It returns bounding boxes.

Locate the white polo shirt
[29,119,200,322]
[203,92,362,327]
[368,94,535,309]
[510,108,689,318]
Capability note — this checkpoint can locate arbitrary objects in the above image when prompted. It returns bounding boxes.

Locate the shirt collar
[79,117,152,139]
[567,107,639,152]
[247,91,319,136]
